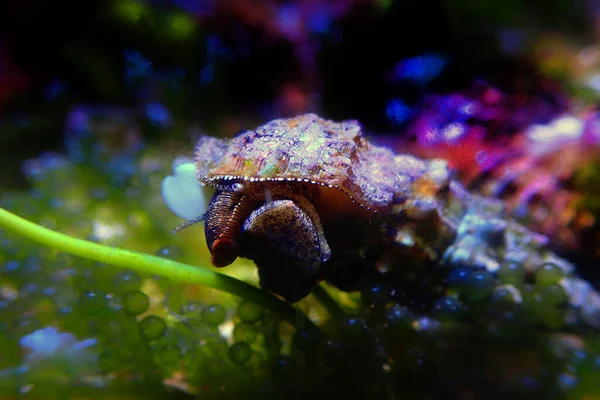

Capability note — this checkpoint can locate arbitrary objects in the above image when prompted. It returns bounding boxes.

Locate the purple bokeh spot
[205,35,231,59]
[124,50,153,82]
[277,4,302,41]
[475,151,489,165]
[145,102,173,129]
[386,99,412,124]
[393,53,446,85]
[65,107,90,136]
[199,64,214,85]
[499,29,527,55]
[44,79,66,101]
[308,9,332,34]
[4,260,19,272]
[173,0,214,15]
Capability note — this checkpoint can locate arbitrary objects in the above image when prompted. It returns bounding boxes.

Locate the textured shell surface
[194,113,600,329]
[196,113,449,210]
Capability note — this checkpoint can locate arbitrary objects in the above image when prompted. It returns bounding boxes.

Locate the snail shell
[192,114,600,328]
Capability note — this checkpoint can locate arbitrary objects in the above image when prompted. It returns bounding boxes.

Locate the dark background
[0,0,593,189]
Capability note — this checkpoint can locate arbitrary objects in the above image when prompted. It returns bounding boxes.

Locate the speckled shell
[195,113,600,328]
[196,113,451,211]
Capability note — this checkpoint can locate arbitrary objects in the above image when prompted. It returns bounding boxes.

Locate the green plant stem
[312,284,346,320]
[0,207,320,335]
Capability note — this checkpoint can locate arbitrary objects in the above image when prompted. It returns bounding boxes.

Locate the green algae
[0,131,599,400]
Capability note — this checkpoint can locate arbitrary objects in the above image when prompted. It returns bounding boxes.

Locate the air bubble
[229,341,252,365]
[233,323,257,344]
[463,270,495,301]
[498,261,525,285]
[201,304,226,326]
[122,291,149,316]
[139,316,167,340]
[237,300,264,324]
[535,284,567,306]
[491,285,522,311]
[447,267,470,289]
[535,263,564,287]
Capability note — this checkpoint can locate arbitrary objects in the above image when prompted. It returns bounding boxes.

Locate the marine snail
[166,113,600,328]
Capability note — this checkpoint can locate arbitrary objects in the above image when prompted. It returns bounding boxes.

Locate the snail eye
[231,182,244,192]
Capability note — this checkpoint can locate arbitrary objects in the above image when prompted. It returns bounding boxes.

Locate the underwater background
[1,0,600,398]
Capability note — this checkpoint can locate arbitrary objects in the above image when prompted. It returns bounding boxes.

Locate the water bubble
[463,270,495,301]
[122,291,149,316]
[233,323,257,344]
[201,304,226,327]
[535,263,564,287]
[491,285,522,311]
[237,301,264,324]
[447,267,470,289]
[536,284,567,306]
[498,261,525,285]
[229,341,252,365]
[181,301,203,315]
[139,316,167,340]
